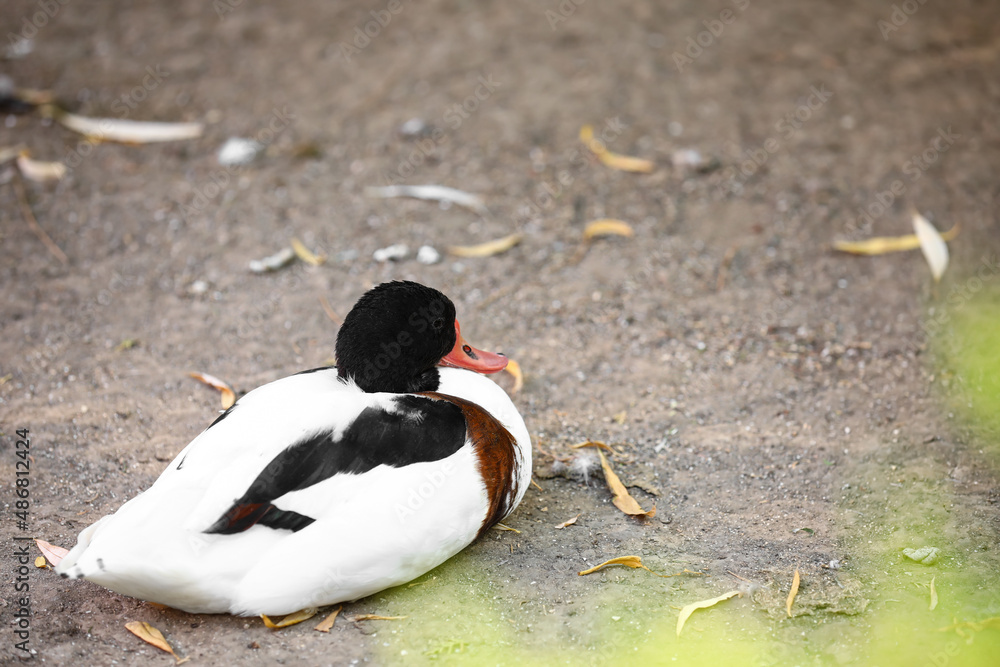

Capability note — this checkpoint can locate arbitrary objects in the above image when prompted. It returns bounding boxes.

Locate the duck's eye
[431,318,445,330]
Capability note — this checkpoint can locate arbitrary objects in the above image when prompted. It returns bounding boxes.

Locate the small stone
[416,245,441,265]
[218,137,263,166]
[398,117,430,138]
[189,280,209,295]
[373,243,408,262]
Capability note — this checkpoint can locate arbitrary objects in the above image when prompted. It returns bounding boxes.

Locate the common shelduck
[56,281,531,615]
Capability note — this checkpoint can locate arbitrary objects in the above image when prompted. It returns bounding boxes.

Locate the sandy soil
[2,0,1000,665]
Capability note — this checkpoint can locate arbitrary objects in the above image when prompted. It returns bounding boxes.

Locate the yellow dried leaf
[578,555,646,576]
[929,576,938,611]
[504,358,524,393]
[787,569,800,617]
[350,614,407,621]
[493,522,521,533]
[583,219,635,241]
[189,372,236,409]
[261,607,319,629]
[598,451,655,517]
[912,211,949,281]
[571,440,614,452]
[124,621,189,664]
[314,606,342,633]
[832,223,959,255]
[47,105,204,144]
[580,125,655,173]
[290,237,326,266]
[447,233,523,258]
[17,153,67,182]
[35,556,47,568]
[556,514,580,529]
[34,539,70,566]
[676,590,742,637]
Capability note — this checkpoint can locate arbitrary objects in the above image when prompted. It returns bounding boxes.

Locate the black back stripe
[204,394,468,534]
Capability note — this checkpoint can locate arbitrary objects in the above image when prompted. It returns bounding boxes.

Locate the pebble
[416,245,441,265]
[218,137,263,166]
[373,243,408,262]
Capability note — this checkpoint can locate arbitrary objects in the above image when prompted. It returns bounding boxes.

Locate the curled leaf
[35,556,47,568]
[47,106,204,143]
[578,555,646,576]
[189,372,236,409]
[571,440,615,452]
[290,238,326,266]
[17,153,66,182]
[833,223,959,255]
[365,184,488,216]
[580,125,654,173]
[583,219,635,240]
[493,523,521,533]
[676,591,742,637]
[912,211,949,281]
[503,358,524,393]
[929,576,938,611]
[314,606,342,633]
[786,569,800,617]
[261,607,319,629]
[556,514,580,529]
[249,247,296,273]
[598,451,655,517]
[34,539,70,566]
[448,233,523,258]
[125,621,189,664]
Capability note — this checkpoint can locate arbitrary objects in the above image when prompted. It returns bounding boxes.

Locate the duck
[56,281,531,616]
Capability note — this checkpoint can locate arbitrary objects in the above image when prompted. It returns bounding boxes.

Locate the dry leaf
[571,440,614,452]
[125,621,189,664]
[47,106,204,143]
[314,606,342,633]
[249,246,296,273]
[578,555,646,576]
[676,591,742,637]
[35,539,70,566]
[17,153,66,182]
[833,223,959,255]
[580,125,654,173]
[786,569,800,617]
[504,358,524,393]
[261,607,319,629]
[447,233,523,258]
[290,238,326,266]
[189,372,236,409]
[556,514,580,529]
[349,614,407,622]
[598,451,655,517]
[929,576,938,611]
[493,523,521,533]
[365,184,488,216]
[912,211,949,281]
[35,556,47,568]
[583,219,635,240]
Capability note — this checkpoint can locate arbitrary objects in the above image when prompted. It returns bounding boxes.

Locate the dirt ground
[3,0,1000,665]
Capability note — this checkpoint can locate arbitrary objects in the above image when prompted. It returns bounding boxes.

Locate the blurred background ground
[2,0,999,665]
